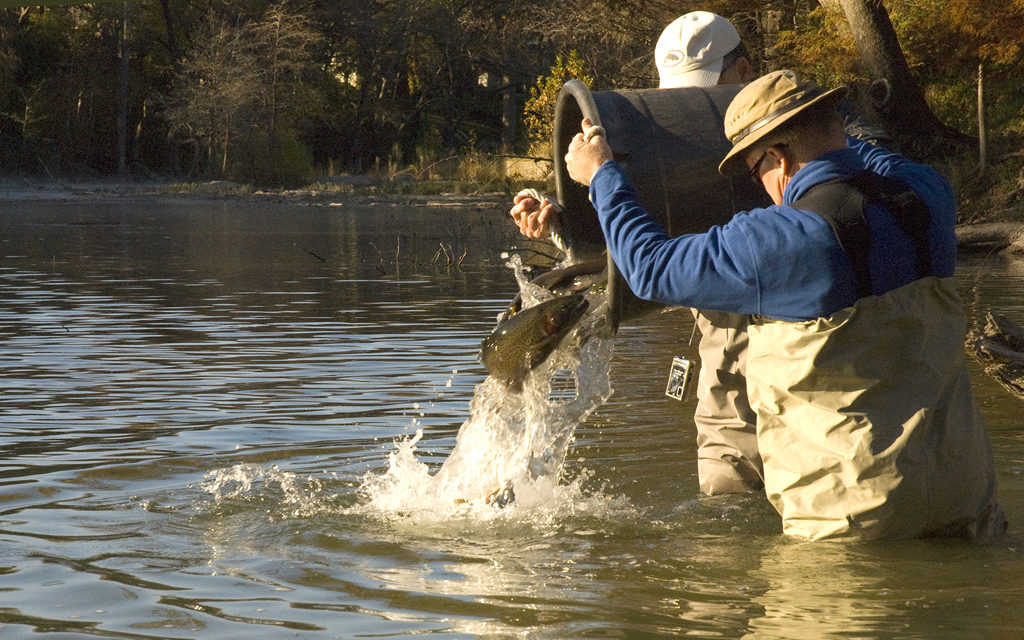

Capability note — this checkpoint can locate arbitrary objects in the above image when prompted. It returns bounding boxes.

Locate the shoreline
[0,177,512,209]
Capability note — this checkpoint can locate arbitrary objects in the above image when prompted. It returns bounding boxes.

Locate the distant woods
[1,0,1021,187]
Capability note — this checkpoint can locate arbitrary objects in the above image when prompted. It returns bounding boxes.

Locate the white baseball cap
[656,12,741,89]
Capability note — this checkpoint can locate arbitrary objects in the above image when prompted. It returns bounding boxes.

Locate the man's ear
[768,145,795,177]
[735,57,756,83]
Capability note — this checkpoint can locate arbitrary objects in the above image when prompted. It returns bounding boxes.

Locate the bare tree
[251,1,320,142]
[161,2,321,182]
[163,12,260,176]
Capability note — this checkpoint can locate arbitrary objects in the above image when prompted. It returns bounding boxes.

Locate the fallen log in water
[966,311,1024,400]
[956,222,1024,255]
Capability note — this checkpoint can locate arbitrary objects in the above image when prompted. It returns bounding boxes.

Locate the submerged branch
[967,311,1024,401]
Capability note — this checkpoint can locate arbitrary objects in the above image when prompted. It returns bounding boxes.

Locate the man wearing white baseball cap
[654,11,754,89]
[655,11,763,499]
[510,12,764,500]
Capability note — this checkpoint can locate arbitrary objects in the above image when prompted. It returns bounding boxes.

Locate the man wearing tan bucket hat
[564,70,1005,541]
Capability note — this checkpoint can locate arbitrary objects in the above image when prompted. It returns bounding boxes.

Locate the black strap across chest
[789,171,932,298]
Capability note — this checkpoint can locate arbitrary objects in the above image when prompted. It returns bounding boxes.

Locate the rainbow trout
[480,293,589,390]
[497,257,607,324]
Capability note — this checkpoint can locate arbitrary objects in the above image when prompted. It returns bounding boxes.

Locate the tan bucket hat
[718,70,847,176]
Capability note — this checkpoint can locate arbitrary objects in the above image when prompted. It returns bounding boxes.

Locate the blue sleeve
[849,137,959,276]
[588,161,765,314]
[850,136,956,224]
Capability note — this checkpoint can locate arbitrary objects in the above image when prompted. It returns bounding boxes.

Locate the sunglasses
[748,152,768,186]
[748,144,788,185]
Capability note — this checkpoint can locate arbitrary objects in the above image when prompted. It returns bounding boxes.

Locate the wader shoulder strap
[847,172,932,280]
[790,171,932,298]
[790,175,873,297]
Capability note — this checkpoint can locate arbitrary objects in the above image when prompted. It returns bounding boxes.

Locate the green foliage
[522,50,593,146]
[883,0,1022,142]
[2,0,1024,199]
[925,81,977,135]
[771,6,861,87]
[767,0,1024,143]
[1,5,123,174]
[228,130,314,188]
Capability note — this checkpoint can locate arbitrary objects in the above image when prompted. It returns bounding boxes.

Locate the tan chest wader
[746,173,1003,540]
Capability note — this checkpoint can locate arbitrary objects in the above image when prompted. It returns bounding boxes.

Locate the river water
[1,197,1022,639]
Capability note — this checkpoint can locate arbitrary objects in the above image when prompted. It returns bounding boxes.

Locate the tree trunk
[159,0,181,71]
[117,1,130,178]
[500,75,519,152]
[833,0,969,151]
[222,124,230,176]
[977,64,987,171]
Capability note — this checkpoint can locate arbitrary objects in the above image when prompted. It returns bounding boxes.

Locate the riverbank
[0,176,513,210]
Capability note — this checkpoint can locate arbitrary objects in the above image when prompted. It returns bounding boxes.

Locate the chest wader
[746,173,1002,540]
[691,308,763,496]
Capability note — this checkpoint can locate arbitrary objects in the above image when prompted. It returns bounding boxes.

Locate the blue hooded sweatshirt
[587,138,958,322]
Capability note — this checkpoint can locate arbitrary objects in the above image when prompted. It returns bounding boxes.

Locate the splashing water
[358,254,617,519]
[200,463,344,519]
[200,255,620,524]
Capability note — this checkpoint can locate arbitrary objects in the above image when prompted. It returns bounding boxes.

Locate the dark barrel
[551,80,770,330]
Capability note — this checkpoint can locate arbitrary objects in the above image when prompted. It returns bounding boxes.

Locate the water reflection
[744,536,1022,639]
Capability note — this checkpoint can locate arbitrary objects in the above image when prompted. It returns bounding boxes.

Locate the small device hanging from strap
[789,171,932,298]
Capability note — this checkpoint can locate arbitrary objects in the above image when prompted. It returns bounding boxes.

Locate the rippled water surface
[1,198,1022,639]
